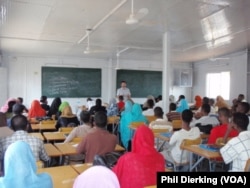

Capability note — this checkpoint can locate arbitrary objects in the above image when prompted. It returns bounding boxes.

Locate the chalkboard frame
[42,67,102,98]
[116,69,162,98]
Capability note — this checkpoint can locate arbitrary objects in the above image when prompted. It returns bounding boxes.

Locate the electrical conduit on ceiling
[77,0,128,44]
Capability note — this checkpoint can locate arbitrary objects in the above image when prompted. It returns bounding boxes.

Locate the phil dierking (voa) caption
[157,172,249,187]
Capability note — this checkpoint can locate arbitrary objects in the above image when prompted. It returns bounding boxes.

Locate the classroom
[0,0,250,187]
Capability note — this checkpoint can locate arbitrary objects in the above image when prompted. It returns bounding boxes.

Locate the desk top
[37,165,78,188]
[71,163,92,174]
[43,132,66,142]
[44,143,62,157]
[182,145,222,159]
[31,123,56,131]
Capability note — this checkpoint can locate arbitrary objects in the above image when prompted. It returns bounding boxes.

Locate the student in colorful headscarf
[27,100,46,119]
[0,141,53,188]
[113,125,165,188]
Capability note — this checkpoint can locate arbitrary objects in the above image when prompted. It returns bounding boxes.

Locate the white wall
[192,50,248,105]
[2,55,191,114]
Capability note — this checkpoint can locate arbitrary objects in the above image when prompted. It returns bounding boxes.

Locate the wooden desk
[44,143,62,157]
[37,165,78,188]
[182,144,222,171]
[31,123,56,132]
[71,163,92,174]
[115,144,125,152]
[107,116,120,134]
[29,132,44,141]
[43,132,66,142]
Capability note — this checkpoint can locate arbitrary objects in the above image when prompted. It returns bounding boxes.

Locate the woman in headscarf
[113,125,165,188]
[176,95,189,113]
[190,95,202,110]
[0,141,53,188]
[107,97,119,117]
[55,105,80,130]
[47,97,62,120]
[28,100,46,119]
[119,100,133,149]
[215,95,230,111]
[58,101,70,113]
[0,98,17,113]
[73,166,120,188]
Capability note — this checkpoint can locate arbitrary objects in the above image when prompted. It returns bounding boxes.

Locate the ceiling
[0,0,249,63]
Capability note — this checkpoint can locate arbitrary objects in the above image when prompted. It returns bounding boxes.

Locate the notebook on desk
[160,132,172,138]
[199,144,222,152]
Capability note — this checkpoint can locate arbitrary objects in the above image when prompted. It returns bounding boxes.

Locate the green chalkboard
[116,70,162,98]
[42,67,101,98]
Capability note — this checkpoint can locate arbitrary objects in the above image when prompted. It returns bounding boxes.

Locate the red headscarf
[28,100,46,119]
[194,95,202,109]
[113,125,165,188]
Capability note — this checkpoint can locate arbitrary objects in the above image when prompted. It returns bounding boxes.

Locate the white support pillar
[162,32,171,114]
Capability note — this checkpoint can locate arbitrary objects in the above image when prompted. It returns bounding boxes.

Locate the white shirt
[220,131,250,171]
[142,108,154,116]
[116,87,131,101]
[190,115,220,127]
[169,127,200,163]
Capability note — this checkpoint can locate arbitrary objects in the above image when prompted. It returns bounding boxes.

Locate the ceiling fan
[83,28,108,55]
[126,0,148,25]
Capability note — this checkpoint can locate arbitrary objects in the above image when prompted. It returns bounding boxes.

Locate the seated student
[0,115,50,163]
[149,107,172,131]
[207,107,238,144]
[0,141,53,188]
[40,96,50,114]
[106,98,119,117]
[76,111,117,163]
[47,97,62,120]
[235,101,250,130]
[190,103,220,128]
[0,98,17,114]
[142,95,155,111]
[220,112,250,171]
[117,95,125,114]
[176,95,189,113]
[89,98,107,115]
[142,99,155,116]
[73,166,120,188]
[189,95,202,111]
[194,96,209,119]
[64,111,93,143]
[55,105,80,130]
[166,103,181,122]
[113,125,165,188]
[28,100,46,119]
[160,109,200,165]
[16,97,29,113]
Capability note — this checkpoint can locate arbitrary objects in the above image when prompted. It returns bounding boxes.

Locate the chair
[171,120,182,130]
[107,116,120,134]
[172,137,202,171]
[244,158,250,172]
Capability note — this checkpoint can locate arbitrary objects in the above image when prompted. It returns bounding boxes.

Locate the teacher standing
[117,80,131,101]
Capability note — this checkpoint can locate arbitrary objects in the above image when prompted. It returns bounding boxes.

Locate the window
[206,71,230,100]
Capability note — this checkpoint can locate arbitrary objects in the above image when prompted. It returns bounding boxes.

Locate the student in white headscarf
[73,166,120,188]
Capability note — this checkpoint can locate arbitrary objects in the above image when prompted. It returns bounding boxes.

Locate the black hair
[94,111,107,128]
[10,114,28,131]
[181,109,193,123]
[201,103,211,114]
[202,97,209,104]
[147,99,154,108]
[169,103,177,111]
[154,107,164,118]
[239,102,250,114]
[40,96,47,103]
[17,97,23,103]
[118,95,124,101]
[232,112,249,131]
[80,111,91,123]
[13,104,25,115]
[218,107,231,118]
[95,98,102,106]
[7,101,17,113]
